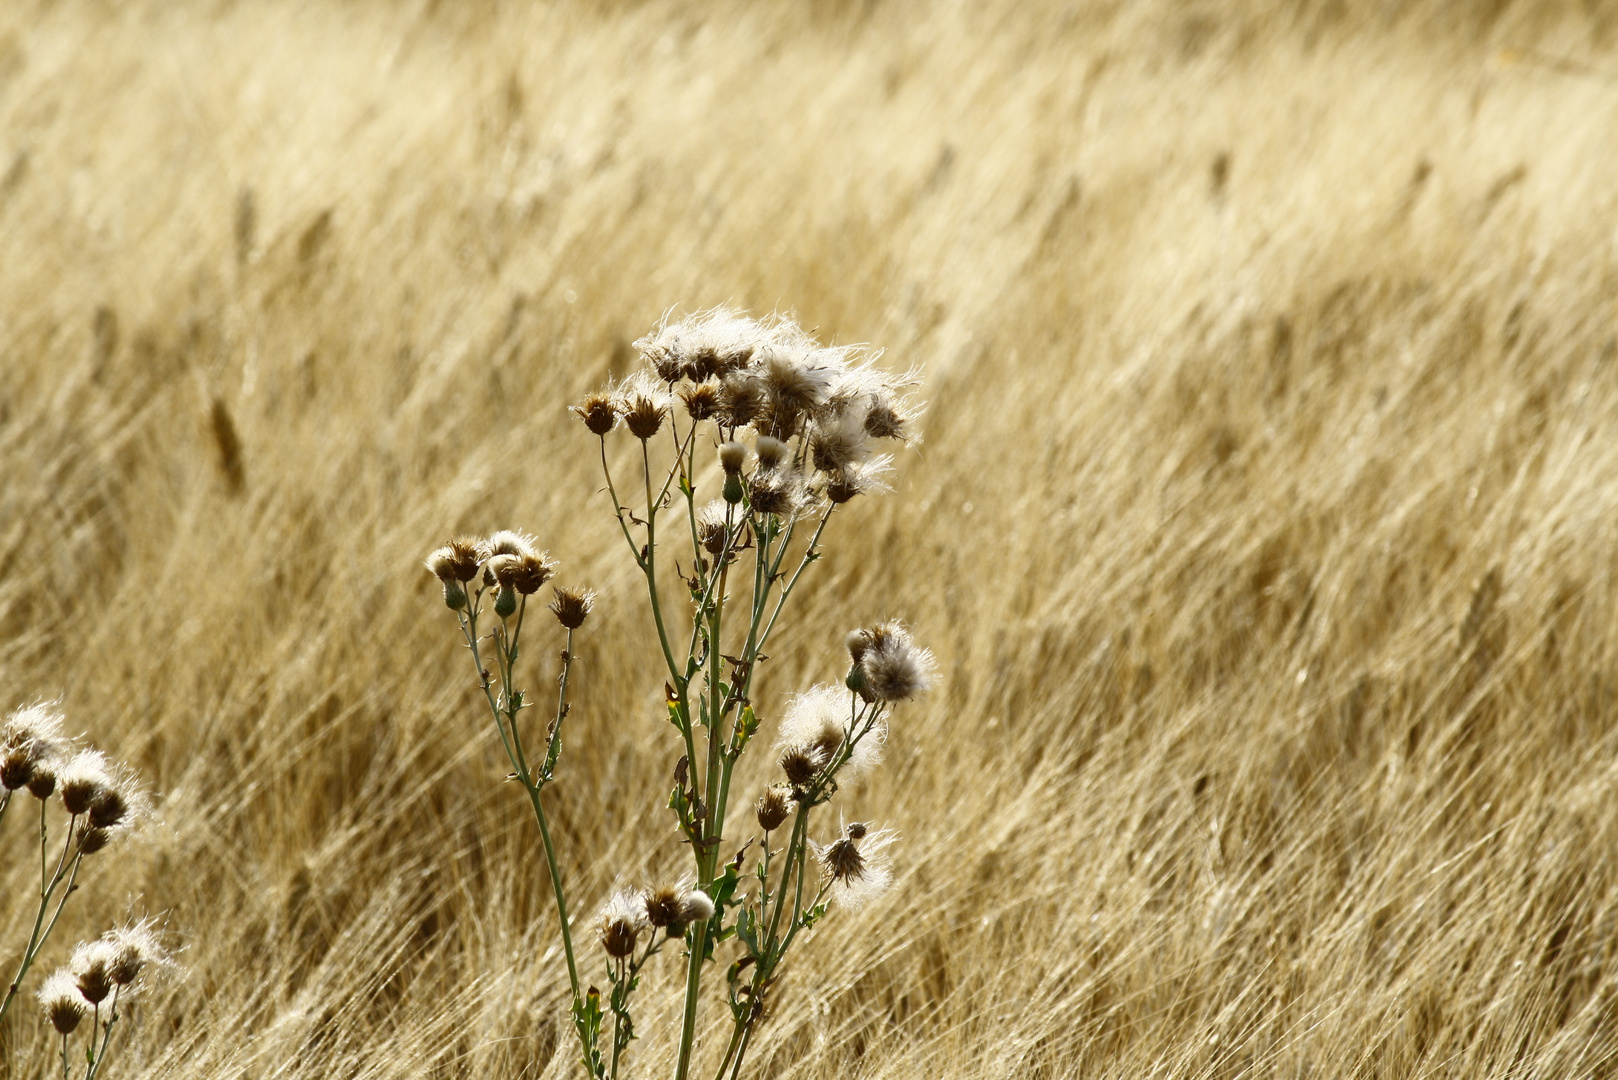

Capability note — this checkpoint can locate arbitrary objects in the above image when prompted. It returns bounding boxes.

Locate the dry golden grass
[4,0,1618,1075]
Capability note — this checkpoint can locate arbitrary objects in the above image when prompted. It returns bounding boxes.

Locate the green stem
[0,820,81,1022]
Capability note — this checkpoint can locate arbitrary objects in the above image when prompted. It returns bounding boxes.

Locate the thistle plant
[0,705,147,1026]
[36,920,166,1079]
[427,309,932,1079]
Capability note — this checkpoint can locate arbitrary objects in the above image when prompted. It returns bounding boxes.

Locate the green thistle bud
[723,473,745,504]
[494,585,518,619]
[442,580,467,610]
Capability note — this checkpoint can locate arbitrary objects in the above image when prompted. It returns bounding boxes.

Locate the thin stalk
[0,821,82,1021]
[85,984,120,1080]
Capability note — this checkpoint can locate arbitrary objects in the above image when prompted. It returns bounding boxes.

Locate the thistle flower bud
[679,383,722,421]
[756,786,792,831]
[596,891,648,959]
[549,586,594,630]
[724,473,746,505]
[442,580,468,610]
[718,441,747,475]
[38,971,86,1035]
[573,392,618,436]
[753,436,789,472]
[494,585,518,619]
[71,941,115,1005]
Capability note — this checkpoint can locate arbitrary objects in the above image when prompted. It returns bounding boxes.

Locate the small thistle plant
[0,705,152,1030]
[427,310,932,1079]
[37,920,166,1079]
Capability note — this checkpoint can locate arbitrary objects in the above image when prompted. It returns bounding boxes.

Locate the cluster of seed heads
[38,922,164,1035]
[574,309,919,510]
[596,884,717,959]
[2,704,143,854]
[426,530,594,627]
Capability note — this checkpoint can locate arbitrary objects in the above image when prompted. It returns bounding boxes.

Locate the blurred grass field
[5,1,1618,1076]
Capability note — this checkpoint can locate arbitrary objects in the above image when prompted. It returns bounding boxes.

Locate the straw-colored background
[4,1,1618,1075]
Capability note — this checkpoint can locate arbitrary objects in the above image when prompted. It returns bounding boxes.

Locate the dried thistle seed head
[71,940,115,1005]
[761,345,840,420]
[636,308,767,384]
[719,372,768,428]
[808,409,873,475]
[718,441,747,475]
[813,826,895,909]
[1,746,33,790]
[104,920,164,986]
[38,971,87,1034]
[424,546,459,582]
[824,457,894,505]
[695,502,731,556]
[483,530,540,561]
[573,392,619,436]
[76,825,112,855]
[777,685,882,781]
[549,586,594,630]
[88,788,128,829]
[679,382,722,422]
[3,703,65,751]
[779,746,825,789]
[616,375,670,440]
[59,750,111,816]
[846,630,872,664]
[487,553,521,587]
[856,622,936,702]
[748,470,805,517]
[596,891,648,959]
[756,786,793,831]
[753,436,790,472]
[508,551,559,595]
[863,394,908,440]
[643,885,686,929]
[26,759,57,800]
[845,821,867,840]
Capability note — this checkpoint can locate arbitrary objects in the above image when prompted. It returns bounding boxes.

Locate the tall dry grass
[3,0,1618,1075]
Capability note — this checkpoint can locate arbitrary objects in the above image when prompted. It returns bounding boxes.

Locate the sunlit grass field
[5,1,1618,1076]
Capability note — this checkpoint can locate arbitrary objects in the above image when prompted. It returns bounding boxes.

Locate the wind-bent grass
[3,1,1618,1076]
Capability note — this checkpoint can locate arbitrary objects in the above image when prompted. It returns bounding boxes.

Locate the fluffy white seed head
[854,622,936,702]
[776,684,883,782]
[38,970,87,1034]
[813,824,896,909]
[596,890,649,958]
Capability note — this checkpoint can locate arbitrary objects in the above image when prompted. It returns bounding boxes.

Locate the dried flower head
[748,469,805,518]
[425,538,482,583]
[77,826,112,855]
[26,757,58,800]
[761,345,840,421]
[103,920,165,987]
[756,786,793,832]
[483,530,540,561]
[617,375,670,440]
[2,704,65,792]
[635,308,764,383]
[808,409,874,475]
[679,382,722,422]
[863,393,909,440]
[853,622,936,702]
[779,746,825,789]
[573,392,619,436]
[719,372,769,428]
[695,502,732,557]
[643,883,714,931]
[596,891,648,959]
[776,685,883,782]
[549,586,594,630]
[71,940,116,1005]
[508,551,559,596]
[813,824,895,909]
[38,971,87,1034]
[825,457,893,505]
[753,436,790,473]
[59,750,111,817]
